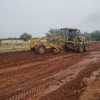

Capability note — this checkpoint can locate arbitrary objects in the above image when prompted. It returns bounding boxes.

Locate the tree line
[0,29,100,43]
[45,29,100,41]
[81,31,100,41]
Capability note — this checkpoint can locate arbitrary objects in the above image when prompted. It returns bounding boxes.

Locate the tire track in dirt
[28,51,100,100]
[40,54,100,100]
[3,51,100,100]
[0,42,100,100]
[0,50,73,69]
[0,52,88,100]
[0,52,82,99]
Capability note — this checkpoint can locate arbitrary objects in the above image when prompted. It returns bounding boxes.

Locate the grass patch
[0,40,30,52]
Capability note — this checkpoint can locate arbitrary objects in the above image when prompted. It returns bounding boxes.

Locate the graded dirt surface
[79,76,100,100]
[0,41,100,100]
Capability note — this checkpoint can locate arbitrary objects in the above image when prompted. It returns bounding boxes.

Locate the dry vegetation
[0,40,30,52]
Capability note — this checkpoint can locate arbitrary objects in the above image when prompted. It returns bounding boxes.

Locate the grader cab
[60,28,89,53]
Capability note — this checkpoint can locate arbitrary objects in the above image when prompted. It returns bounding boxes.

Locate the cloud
[0,0,100,38]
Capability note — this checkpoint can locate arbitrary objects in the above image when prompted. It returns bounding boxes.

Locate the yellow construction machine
[30,28,89,54]
[60,28,89,53]
[30,36,63,54]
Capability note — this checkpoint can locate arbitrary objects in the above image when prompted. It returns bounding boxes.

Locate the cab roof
[60,27,78,30]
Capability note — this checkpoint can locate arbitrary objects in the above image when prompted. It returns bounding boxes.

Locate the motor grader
[30,28,89,54]
[60,28,89,53]
[30,36,63,54]
[63,35,89,53]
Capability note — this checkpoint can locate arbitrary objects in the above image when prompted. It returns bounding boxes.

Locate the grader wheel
[35,44,46,54]
[63,45,70,52]
[77,44,84,53]
[84,44,89,52]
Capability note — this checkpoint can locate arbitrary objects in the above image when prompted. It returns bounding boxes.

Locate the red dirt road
[0,42,100,100]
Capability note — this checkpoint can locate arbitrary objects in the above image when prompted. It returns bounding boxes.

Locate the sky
[0,0,100,38]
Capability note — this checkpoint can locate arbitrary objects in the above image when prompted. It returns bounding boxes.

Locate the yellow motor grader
[60,28,89,53]
[30,36,63,54]
[30,28,89,54]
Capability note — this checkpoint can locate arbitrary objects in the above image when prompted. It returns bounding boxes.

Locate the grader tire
[84,44,89,52]
[77,44,84,53]
[35,44,46,55]
[64,45,70,52]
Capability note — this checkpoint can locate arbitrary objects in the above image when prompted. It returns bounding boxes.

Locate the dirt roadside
[79,76,100,100]
[0,41,100,100]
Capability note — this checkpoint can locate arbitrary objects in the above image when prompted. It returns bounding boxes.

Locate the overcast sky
[0,0,100,38]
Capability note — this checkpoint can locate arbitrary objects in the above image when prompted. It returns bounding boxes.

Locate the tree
[45,29,60,37]
[91,31,100,41]
[0,39,2,46]
[81,31,100,41]
[20,33,32,41]
[82,32,92,40]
